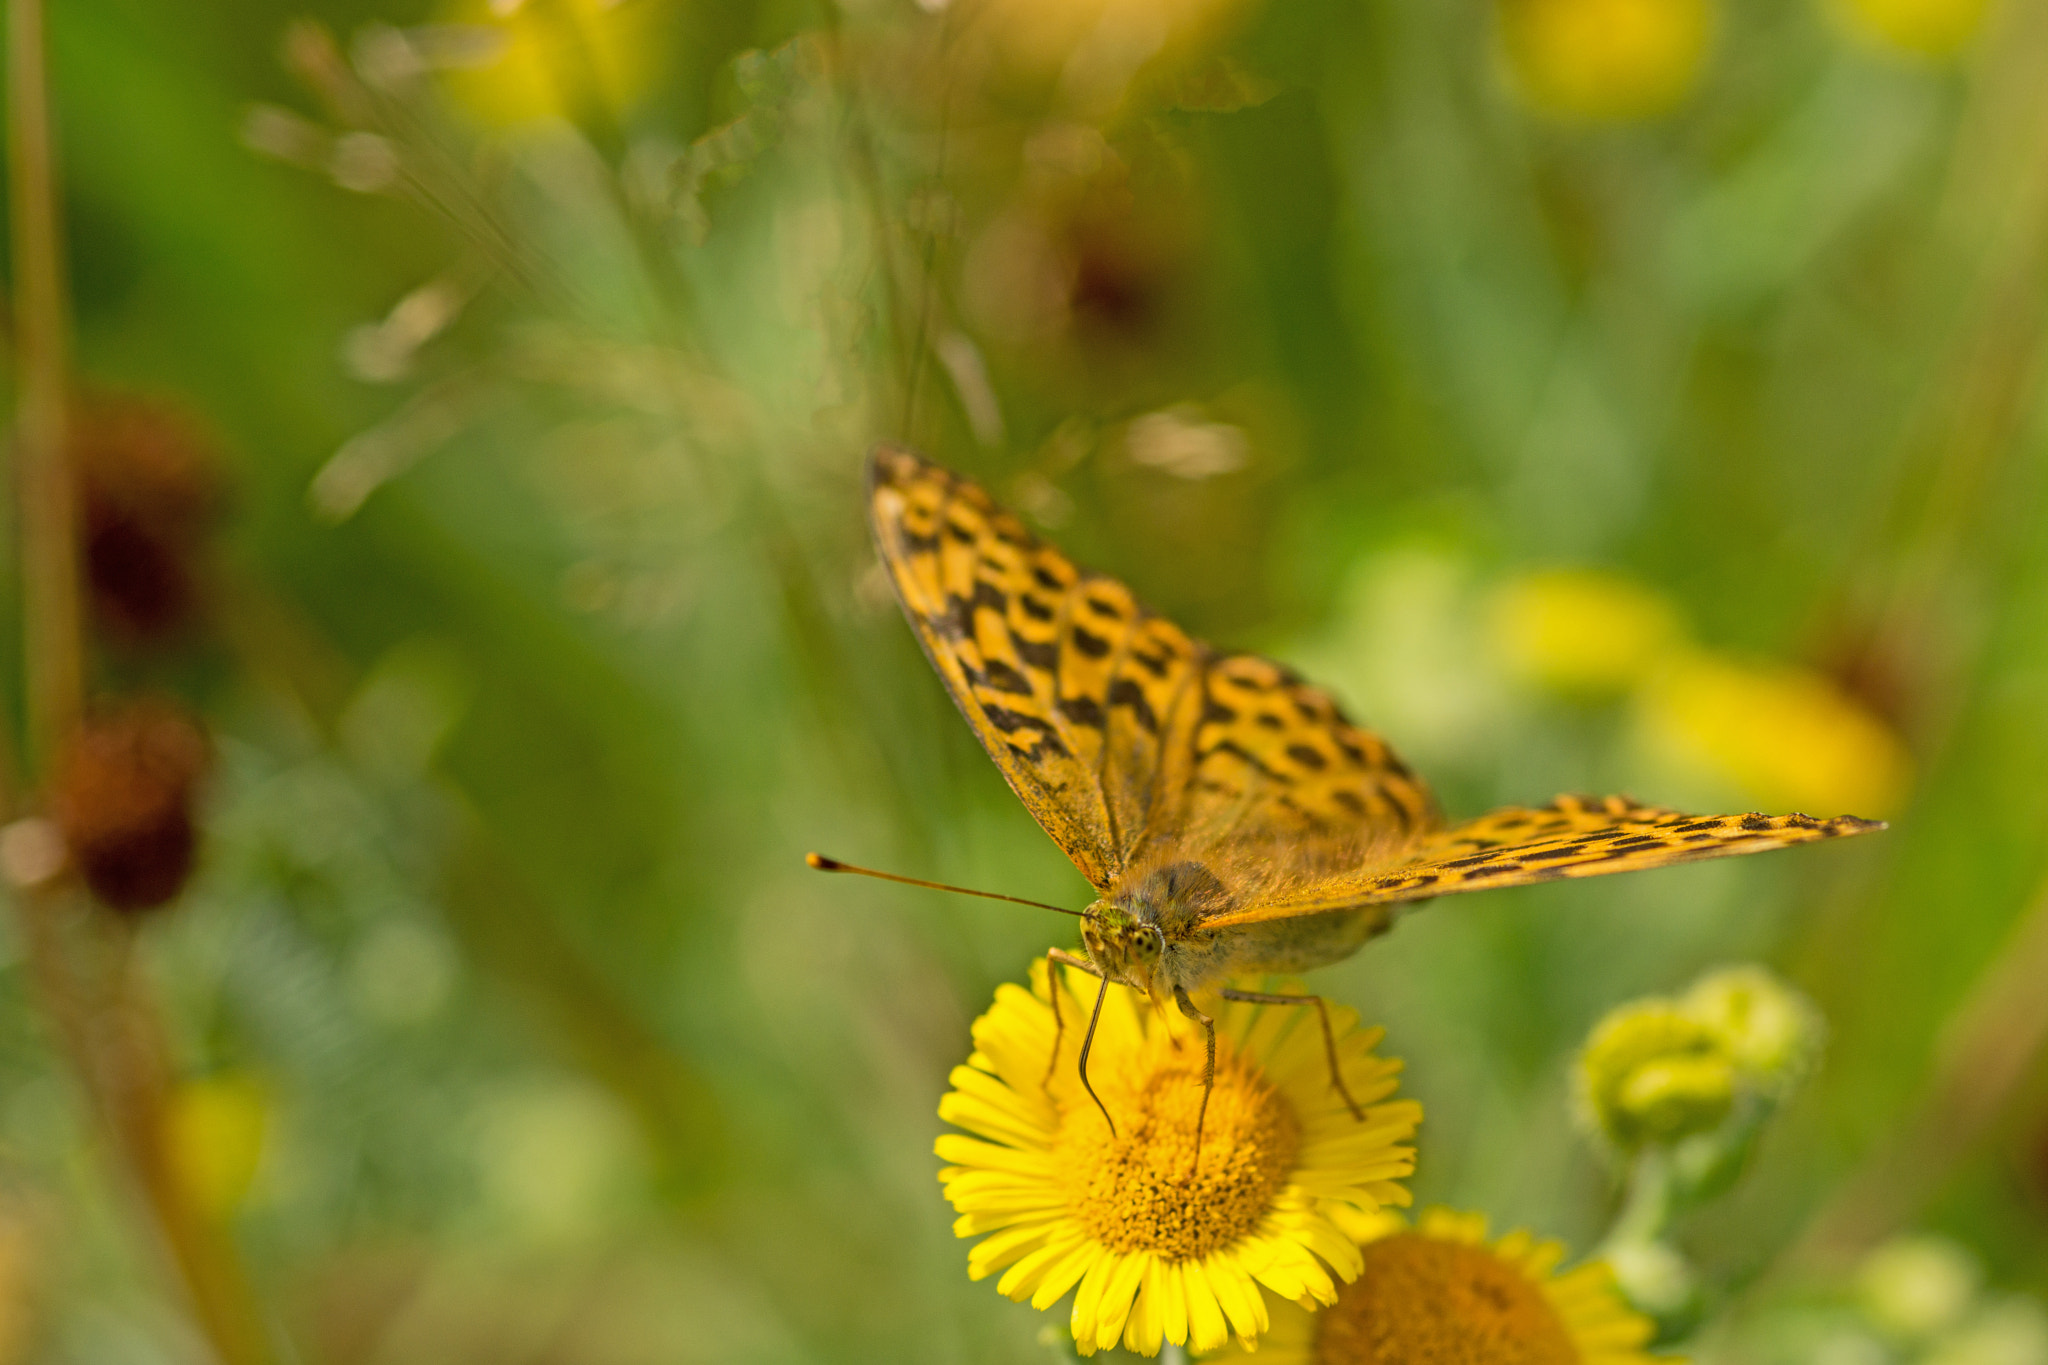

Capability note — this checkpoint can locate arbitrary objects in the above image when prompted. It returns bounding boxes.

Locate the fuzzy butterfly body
[866,445,1881,1009]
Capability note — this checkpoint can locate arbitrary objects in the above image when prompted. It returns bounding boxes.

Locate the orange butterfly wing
[1196,795,1883,930]
[868,445,1884,922]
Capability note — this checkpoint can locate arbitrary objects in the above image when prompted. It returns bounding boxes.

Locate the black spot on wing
[1458,862,1523,880]
[1108,678,1158,734]
[1058,695,1106,729]
[977,660,1034,695]
[1204,738,1292,784]
[949,580,1009,637]
[980,704,1040,735]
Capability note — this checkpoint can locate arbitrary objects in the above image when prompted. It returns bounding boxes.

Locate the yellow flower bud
[1615,1052,1737,1140]
[1497,0,1716,122]
[1578,1001,1735,1148]
[1683,964,1823,1093]
[1490,568,1685,697]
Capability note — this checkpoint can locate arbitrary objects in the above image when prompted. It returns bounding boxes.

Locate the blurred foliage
[1,0,2046,1360]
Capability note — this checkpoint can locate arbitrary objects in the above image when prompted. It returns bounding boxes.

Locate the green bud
[1604,1238,1699,1321]
[1923,1298,2048,1365]
[1682,965,1823,1095]
[1578,1001,1735,1149]
[1616,1053,1737,1141]
[1859,1235,1981,1340]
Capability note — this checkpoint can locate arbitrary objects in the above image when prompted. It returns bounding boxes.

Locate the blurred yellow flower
[937,960,1420,1357]
[1491,568,1685,696]
[1830,0,1991,58]
[1497,0,1715,121]
[1578,1001,1735,1149]
[165,1074,269,1219]
[1637,651,1912,817]
[441,0,665,128]
[985,0,1245,68]
[1205,1206,1664,1364]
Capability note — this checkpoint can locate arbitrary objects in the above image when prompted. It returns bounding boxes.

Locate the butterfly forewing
[1167,653,1442,855]
[1195,796,1883,930]
[867,446,1209,889]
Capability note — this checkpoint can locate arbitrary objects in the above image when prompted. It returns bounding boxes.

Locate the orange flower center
[1313,1235,1578,1364]
[1054,1039,1300,1261]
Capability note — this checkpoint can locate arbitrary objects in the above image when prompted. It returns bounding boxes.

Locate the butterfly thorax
[1084,854,1416,1000]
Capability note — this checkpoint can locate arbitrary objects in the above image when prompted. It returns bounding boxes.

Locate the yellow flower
[1636,650,1912,817]
[1206,1207,1667,1365]
[1830,0,1991,57]
[937,961,1421,1357]
[440,0,666,128]
[165,1073,270,1218]
[1491,569,1685,696]
[1497,0,1716,122]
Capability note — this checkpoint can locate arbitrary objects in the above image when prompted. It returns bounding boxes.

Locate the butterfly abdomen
[1210,906,1399,981]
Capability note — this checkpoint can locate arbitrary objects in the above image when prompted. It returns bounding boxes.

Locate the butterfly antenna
[805,853,1082,917]
[1077,973,1118,1139]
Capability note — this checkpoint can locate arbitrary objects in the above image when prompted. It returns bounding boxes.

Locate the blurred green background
[3,0,2047,1359]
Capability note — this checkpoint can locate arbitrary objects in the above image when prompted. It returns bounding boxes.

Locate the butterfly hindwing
[867,446,1208,890]
[1196,794,1884,929]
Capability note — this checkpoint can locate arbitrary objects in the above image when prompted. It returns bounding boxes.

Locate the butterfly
[819,445,1882,1147]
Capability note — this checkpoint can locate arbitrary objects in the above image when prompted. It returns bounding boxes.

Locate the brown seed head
[53,700,209,913]
[71,394,223,644]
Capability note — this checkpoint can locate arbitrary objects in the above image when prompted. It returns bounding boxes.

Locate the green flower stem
[1606,1145,1678,1251]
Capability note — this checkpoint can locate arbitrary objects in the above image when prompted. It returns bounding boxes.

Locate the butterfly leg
[1219,988,1368,1122]
[1043,948,1118,1137]
[1173,985,1216,1176]
[1042,947,1103,1087]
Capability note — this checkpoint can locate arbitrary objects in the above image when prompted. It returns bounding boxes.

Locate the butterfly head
[1083,860,1235,996]
[1080,901,1168,994]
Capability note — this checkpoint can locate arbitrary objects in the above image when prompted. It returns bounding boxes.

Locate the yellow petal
[1181,1259,1231,1354]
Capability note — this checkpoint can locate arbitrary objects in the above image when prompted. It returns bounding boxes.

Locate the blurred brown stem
[6,2,276,1361]
[8,0,81,759]
[1789,867,2048,1269]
